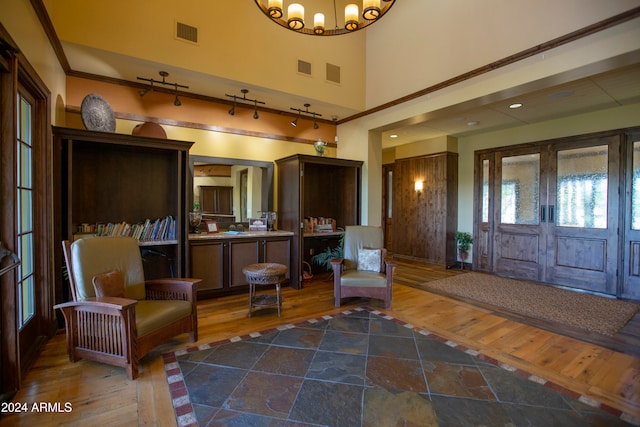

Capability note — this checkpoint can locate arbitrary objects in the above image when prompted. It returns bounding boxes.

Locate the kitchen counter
[189,230,294,241]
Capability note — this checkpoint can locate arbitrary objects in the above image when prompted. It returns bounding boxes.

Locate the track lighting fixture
[173,83,182,106]
[290,103,322,128]
[225,89,265,119]
[291,111,300,127]
[137,71,188,106]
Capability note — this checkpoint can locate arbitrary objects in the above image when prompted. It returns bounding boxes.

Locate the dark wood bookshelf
[52,126,193,305]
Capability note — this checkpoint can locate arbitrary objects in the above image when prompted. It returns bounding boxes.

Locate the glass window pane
[20,189,33,232]
[20,97,32,144]
[20,233,33,276]
[20,143,32,188]
[387,170,393,218]
[556,146,607,229]
[21,275,35,325]
[632,141,640,229]
[501,154,539,224]
[482,159,489,223]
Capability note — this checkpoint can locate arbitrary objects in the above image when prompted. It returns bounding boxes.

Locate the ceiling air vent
[176,21,198,43]
[326,63,340,84]
[298,60,312,76]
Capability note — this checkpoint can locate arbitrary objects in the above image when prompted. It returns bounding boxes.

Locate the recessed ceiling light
[467,121,479,126]
[509,103,523,109]
[390,134,398,138]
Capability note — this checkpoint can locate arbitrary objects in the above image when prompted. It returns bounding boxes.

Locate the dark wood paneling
[392,152,458,266]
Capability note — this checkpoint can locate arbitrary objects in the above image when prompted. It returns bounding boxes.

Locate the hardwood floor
[2,263,639,426]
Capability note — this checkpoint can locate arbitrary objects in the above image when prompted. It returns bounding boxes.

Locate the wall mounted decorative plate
[80,93,116,132]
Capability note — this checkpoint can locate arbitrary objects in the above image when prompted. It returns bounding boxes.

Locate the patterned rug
[162,307,634,426]
[421,272,640,336]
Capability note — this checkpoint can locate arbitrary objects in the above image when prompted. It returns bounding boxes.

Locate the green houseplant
[311,234,344,272]
[455,231,473,261]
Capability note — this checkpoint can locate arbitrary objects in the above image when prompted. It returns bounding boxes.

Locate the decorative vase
[189,211,202,234]
[314,139,326,156]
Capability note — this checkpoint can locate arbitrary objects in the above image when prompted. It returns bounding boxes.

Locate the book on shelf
[80,216,177,242]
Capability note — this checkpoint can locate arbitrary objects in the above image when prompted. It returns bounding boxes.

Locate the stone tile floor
[163,308,633,426]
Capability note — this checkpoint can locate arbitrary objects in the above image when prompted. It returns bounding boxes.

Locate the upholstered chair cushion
[343,226,384,271]
[357,248,382,272]
[92,269,125,298]
[135,300,193,337]
[71,237,146,301]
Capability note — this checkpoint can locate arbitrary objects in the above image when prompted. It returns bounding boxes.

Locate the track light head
[253,100,259,119]
[291,118,298,127]
[174,94,181,106]
[229,106,235,115]
[253,110,259,119]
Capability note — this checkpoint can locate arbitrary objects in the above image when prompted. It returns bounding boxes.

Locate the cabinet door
[190,242,224,291]
[263,238,291,280]
[229,240,260,287]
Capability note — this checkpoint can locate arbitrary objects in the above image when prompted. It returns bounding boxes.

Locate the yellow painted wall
[44,0,367,112]
[0,0,67,124]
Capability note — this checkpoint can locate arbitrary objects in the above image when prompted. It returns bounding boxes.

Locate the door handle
[540,205,546,223]
[548,205,555,223]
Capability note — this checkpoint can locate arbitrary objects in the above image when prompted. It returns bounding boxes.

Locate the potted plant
[314,139,326,156]
[455,231,473,263]
[311,234,344,274]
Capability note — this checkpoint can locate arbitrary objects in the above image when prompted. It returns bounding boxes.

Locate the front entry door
[493,148,546,281]
[545,137,620,294]
[492,136,620,295]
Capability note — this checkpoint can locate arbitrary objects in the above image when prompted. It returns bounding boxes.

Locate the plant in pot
[455,231,473,267]
[310,234,344,277]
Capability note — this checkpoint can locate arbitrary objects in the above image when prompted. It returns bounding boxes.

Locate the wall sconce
[414,180,423,194]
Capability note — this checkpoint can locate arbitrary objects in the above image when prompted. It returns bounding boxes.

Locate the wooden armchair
[54,237,200,379]
[331,226,396,309]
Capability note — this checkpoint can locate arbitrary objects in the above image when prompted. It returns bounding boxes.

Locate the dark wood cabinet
[276,154,363,288]
[190,233,292,298]
[200,185,233,214]
[53,126,193,303]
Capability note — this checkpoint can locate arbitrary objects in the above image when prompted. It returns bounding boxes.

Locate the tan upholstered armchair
[54,237,200,379]
[331,226,395,309]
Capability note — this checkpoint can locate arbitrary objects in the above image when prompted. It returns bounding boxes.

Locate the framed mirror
[189,155,274,228]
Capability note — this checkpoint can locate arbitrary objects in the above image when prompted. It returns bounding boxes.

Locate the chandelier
[254,0,396,36]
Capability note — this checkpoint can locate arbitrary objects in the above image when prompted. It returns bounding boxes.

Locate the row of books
[303,217,336,233]
[84,216,177,241]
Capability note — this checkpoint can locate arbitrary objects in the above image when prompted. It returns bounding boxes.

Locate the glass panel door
[493,149,546,281]
[545,139,619,294]
[622,135,640,299]
[17,93,35,329]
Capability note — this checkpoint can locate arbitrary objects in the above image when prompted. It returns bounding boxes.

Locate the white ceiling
[379,60,640,148]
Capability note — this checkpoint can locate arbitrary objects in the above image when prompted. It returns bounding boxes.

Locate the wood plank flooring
[1,262,639,426]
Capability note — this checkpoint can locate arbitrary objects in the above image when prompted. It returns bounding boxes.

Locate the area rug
[162,307,633,426]
[421,272,640,336]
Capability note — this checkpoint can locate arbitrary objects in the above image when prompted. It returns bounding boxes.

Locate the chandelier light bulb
[267,0,283,18]
[363,0,381,20]
[345,4,359,31]
[288,3,305,30]
[313,13,325,34]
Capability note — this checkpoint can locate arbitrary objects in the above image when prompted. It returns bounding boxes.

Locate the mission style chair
[55,237,200,379]
[331,225,395,309]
